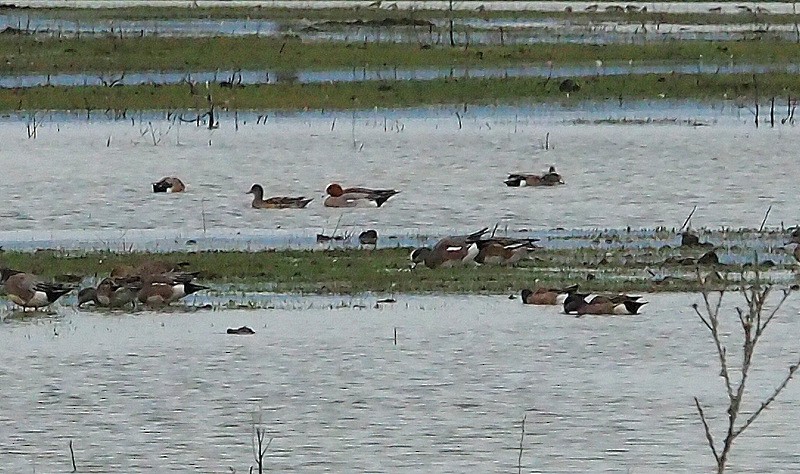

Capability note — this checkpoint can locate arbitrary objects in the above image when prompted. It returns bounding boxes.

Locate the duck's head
[246,184,264,196]
[0,267,21,283]
[77,287,97,307]
[409,247,431,268]
[548,165,557,173]
[326,183,344,197]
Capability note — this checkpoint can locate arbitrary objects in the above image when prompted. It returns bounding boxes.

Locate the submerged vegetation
[0,71,797,111]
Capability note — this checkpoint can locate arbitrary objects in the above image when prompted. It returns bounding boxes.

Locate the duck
[0,268,74,310]
[504,166,564,187]
[110,260,191,279]
[474,236,540,265]
[786,227,800,245]
[520,284,579,305]
[358,229,379,249]
[246,184,313,209]
[227,326,255,335]
[410,227,489,269]
[324,183,400,208]
[78,278,140,309]
[136,273,208,306]
[563,292,647,315]
[152,176,186,193]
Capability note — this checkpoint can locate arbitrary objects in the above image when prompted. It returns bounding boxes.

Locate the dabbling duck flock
[3,1,800,472]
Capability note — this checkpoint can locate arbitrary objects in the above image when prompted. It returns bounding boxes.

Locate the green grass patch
[4,36,800,74]
[12,5,800,26]
[0,247,784,295]
[0,72,795,111]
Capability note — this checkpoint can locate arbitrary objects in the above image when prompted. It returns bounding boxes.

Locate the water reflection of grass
[2,72,798,111]
[0,245,792,295]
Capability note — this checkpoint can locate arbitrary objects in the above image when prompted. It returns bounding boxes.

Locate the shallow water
[2,293,800,471]
[1,62,796,88]
[3,13,788,44]
[6,1,800,14]
[1,103,798,251]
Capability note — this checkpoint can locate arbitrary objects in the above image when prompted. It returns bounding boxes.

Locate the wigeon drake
[563,293,647,315]
[152,177,186,193]
[410,227,489,269]
[136,273,208,307]
[520,284,579,305]
[0,268,74,310]
[473,236,540,265]
[504,166,564,187]
[247,184,313,209]
[324,183,400,208]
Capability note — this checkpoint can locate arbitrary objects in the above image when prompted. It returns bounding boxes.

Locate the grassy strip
[13,6,800,25]
[0,72,793,111]
[0,248,783,295]
[3,36,800,74]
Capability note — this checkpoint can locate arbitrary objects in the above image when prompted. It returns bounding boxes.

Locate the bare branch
[694,397,720,464]
[733,357,800,439]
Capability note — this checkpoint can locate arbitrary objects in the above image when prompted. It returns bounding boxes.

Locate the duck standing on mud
[410,227,489,269]
[0,268,74,310]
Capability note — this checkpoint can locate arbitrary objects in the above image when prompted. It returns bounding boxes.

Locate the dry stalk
[692,268,798,473]
[517,414,526,474]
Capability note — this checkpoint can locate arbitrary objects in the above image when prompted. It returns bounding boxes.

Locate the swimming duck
[410,227,489,269]
[520,284,579,305]
[324,183,399,208]
[563,293,647,315]
[504,166,564,187]
[152,176,186,193]
[227,326,255,335]
[246,184,313,209]
[0,268,74,310]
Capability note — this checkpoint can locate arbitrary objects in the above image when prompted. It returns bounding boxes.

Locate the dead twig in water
[69,439,77,472]
[758,205,771,232]
[517,414,526,474]
[680,205,697,232]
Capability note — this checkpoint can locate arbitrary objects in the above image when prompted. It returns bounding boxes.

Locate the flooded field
[1,293,800,472]
[2,13,794,44]
[0,103,797,250]
[6,1,800,14]
[1,62,795,88]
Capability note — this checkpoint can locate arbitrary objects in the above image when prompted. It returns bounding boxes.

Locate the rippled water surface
[2,293,800,472]
[1,104,798,250]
